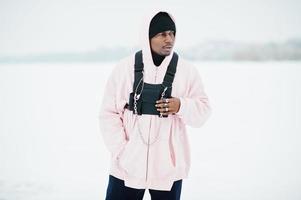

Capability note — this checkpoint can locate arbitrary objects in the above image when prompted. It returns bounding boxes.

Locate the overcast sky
[0,0,301,56]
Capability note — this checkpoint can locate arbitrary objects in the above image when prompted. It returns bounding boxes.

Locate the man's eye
[157,31,174,38]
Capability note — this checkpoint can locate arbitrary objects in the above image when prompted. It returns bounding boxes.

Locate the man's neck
[151,50,165,67]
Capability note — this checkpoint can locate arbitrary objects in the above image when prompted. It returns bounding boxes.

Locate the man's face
[150,30,175,56]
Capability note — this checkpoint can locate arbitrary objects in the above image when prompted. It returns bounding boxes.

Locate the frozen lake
[0,61,300,200]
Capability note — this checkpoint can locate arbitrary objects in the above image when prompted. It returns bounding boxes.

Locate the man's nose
[165,35,173,43]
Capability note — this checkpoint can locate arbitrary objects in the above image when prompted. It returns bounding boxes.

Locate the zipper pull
[161,87,168,99]
[154,67,158,82]
[159,87,168,118]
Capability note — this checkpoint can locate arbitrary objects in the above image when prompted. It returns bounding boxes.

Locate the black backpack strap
[162,52,178,88]
[133,50,144,92]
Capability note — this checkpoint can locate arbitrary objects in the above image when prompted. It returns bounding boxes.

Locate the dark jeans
[105,175,182,200]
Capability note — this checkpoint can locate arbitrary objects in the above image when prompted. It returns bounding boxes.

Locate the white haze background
[1,0,301,200]
[1,62,300,200]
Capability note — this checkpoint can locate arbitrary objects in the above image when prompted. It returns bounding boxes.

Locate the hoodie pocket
[149,140,176,179]
[118,136,147,178]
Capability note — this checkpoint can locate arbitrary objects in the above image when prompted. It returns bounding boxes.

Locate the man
[99,10,211,200]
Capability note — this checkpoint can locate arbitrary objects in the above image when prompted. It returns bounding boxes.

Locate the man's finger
[160,111,173,116]
[157,108,168,112]
[156,98,174,104]
[157,107,175,113]
[155,102,170,108]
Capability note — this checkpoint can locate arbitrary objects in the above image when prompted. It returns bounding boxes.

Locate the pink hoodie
[99,10,211,191]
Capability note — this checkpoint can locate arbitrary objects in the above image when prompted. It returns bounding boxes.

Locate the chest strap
[133,50,178,93]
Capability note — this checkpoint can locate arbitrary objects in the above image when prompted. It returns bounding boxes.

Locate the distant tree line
[1,39,301,63]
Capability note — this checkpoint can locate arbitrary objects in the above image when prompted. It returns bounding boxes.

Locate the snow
[0,61,300,200]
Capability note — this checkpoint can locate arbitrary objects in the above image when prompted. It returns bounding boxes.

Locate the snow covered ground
[0,61,300,200]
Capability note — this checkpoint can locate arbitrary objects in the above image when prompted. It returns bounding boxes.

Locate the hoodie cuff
[176,97,186,116]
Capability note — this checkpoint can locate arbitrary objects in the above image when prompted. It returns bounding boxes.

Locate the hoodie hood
[139,9,177,69]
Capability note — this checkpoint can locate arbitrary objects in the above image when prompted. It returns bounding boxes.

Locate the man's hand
[155,97,181,116]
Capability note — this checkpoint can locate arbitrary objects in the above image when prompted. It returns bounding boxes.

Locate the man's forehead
[155,30,175,35]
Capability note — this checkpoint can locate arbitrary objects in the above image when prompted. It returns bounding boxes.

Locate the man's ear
[149,39,153,51]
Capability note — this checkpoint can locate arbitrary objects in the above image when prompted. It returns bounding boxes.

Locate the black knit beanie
[149,12,176,39]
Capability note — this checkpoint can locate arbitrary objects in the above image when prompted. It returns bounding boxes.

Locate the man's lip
[163,46,172,49]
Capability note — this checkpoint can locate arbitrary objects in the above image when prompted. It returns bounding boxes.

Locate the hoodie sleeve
[176,64,211,128]
[98,62,128,160]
